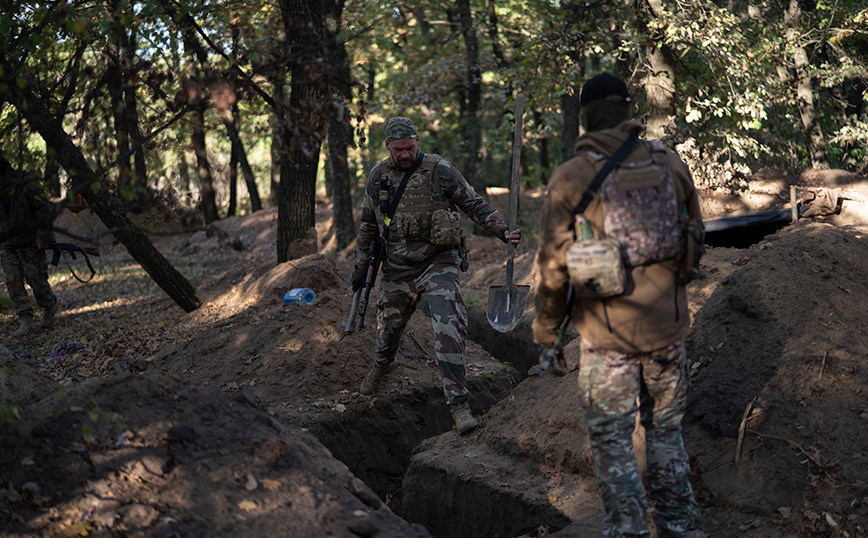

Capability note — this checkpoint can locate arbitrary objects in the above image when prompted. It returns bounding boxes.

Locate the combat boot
[450,402,478,435]
[359,362,397,395]
[11,315,39,337]
[41,302,58,329]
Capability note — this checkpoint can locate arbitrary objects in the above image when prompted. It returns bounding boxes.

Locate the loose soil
[2,167,868,538]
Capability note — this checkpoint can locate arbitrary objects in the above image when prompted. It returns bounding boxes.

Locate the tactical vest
[581,140,683,266]
[377,153,451,244]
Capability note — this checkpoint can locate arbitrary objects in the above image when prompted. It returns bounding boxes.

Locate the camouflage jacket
[355,153,508,277]
[0,170,55,247]
[533,120,703,354]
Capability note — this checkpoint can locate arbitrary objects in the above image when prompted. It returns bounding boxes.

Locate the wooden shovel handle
[506,95,524,285]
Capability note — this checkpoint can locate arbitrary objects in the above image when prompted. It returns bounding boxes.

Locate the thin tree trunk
[106,0,131,187]
[227,141,238,217]
[190,93,218,223]
[159,0,219,222]
[561,88,580,160]
[534,110,550,184]
[169,31,192,193]
[457,0,486,197]
[124,26,147,184]
[5,73,200,312]
[324,0,356,250]
[786,0,827,169]
[269,71,285,208]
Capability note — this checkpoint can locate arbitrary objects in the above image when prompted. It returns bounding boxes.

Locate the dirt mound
[682,222,868,534]
[0,372,431,538]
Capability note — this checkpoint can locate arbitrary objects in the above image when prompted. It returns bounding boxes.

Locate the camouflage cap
[385,117,419,142]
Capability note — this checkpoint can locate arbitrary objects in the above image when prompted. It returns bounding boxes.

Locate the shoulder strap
[573,136,640,217]
[382,152,425,239]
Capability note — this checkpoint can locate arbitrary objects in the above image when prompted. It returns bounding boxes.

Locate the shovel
[487,94,530,333]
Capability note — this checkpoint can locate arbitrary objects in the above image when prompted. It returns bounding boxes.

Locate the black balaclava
[579,73,632,133]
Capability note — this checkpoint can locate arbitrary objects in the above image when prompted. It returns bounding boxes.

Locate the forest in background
[1,0,866,263]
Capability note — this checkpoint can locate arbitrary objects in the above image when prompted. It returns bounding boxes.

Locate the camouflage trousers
[578,337,699,538]
[376,252,469,405]
[1,247,57,317]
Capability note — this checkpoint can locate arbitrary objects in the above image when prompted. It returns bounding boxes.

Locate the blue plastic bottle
[282,288,316,306]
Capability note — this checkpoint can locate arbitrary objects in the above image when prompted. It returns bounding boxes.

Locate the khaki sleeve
[532,159,587,347]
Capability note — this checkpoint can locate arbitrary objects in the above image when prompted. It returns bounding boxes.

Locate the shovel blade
[486,284,531,332]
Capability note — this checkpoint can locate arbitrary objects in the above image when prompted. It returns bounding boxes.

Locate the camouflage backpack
[584,139,683,267]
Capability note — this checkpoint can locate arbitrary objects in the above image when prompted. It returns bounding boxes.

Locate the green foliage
[0,0,866,223]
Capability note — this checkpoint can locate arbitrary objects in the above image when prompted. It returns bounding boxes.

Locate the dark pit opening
[704,209,792,248]
[280,306,550,538]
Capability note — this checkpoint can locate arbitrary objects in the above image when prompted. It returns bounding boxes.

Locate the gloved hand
[352,265,367,291]
[538,343,566,377]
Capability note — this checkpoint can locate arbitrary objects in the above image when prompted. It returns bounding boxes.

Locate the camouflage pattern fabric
[577,337,700,538]
[583,140,682,267]
[356,154,507,268]
[1,247,57,317]
[385,117,418,142]
[372,249,470,404]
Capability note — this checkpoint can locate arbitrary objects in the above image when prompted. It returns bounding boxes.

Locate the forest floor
[2,167,868,538]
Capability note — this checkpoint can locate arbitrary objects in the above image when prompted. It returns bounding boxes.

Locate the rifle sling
[573,136,640,218]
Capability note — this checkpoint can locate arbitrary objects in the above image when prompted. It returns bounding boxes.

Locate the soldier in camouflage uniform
[352,117,521,434]
[533,74,705,538]
[0,153,59,337]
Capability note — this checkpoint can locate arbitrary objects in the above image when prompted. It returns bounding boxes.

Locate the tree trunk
[106,0,132,188]
[170,31,192,193]
[222,116,262,212]
[457,0,486,197]
[561,87,580,160]
[45,151,61,197]
[190,99,219,224]
[786,0,828,169]
[227,141,238,217]
[324,0,356,250]
[638,0,676,140]
[534,109,550,184]
[5,74,200,312]
[161,0,220,222]
[276,0,326,262]
[125,27,147,185]
[269,74,284,208]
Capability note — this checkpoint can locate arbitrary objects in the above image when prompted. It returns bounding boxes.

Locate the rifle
[357,236,385,331]
[339,236,384,341]
[4,242,101,282]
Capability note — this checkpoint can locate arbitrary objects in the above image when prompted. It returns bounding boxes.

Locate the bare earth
[2,167,868,538]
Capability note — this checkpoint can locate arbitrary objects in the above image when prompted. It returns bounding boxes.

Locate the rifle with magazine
[4,241,100,282]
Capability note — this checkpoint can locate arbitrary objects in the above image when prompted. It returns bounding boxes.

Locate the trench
[280,305,543,538]
[704,209,792,248]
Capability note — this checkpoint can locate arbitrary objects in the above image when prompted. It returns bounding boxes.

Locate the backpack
[585,139,683,267]
[566,138,689,299]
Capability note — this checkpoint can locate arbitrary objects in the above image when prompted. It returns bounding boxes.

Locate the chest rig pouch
[428,163,462,246]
